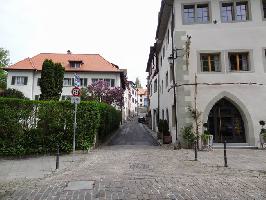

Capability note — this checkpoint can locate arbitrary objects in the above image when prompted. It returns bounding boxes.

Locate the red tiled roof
[137,88,147,95]
[5,53,121,73]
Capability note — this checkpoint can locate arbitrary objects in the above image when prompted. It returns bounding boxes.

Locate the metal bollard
[224,139,228,167]
[56,145,59,170]
[194,140,198,161]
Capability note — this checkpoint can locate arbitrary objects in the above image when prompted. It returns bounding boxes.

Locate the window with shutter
[111,79,115,87]
[11,76,28,86]
[24,77,28,85]
[84,78,88,87]
[37,78,41,86]
[63,78,72,86]
[11,76,16,85]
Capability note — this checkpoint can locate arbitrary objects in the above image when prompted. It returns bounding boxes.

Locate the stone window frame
[219,0,252,23]
[200,53,222,72]
[197,50,225,74]
[182,1,212,25]
[261,0,266,20]
[224,49,254,73]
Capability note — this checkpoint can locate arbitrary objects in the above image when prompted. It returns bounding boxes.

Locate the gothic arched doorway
[207,98,246,143]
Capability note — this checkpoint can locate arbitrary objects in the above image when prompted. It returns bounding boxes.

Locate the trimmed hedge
[0,98,121,156]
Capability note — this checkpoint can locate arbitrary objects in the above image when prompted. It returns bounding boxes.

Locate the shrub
[201,130,211,143]
[182,125,195,149]
[262,132,266,141]
[2,88,27,99]
[0,98,121,156]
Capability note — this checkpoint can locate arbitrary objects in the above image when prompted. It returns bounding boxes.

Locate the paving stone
[1,120,266,199]
[64,181,95,191]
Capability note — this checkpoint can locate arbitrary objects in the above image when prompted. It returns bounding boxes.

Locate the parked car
[138,116,145,123]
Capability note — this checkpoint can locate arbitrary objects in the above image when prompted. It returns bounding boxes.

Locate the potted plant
[162,120,172,144]
[259,121,266,148]
[201,130,213,150]
[201,123,212,149]
[260,127,266,148]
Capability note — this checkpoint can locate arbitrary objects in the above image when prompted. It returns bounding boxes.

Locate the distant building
[137,88,148,108]
[4,52,124,100]
[127,81,138,117]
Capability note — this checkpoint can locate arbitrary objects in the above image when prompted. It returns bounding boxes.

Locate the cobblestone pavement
[1,121,266,200]
[108,120,159,146]
[2,146,266,200]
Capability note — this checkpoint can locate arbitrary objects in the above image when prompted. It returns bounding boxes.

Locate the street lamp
[168,48,183,65]
[168,48,183,148]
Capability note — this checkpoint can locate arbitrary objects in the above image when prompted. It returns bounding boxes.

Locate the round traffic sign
[72,87,81,97]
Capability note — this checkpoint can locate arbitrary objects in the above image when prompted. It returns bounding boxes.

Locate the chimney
[67,50,72,54]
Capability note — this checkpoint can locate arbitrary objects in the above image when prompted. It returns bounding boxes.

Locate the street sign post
[71,96,81,104]
[71,85,81,161]
[72,87,81,97]
[74,73,80,87]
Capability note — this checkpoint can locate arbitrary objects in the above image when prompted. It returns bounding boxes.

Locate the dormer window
[69,61,83,68]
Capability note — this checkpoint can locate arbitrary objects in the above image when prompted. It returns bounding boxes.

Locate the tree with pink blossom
[86,80,125,109]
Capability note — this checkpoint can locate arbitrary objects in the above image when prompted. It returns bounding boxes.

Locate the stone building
[147,0,266,147]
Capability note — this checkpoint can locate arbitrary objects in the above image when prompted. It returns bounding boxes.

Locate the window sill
[221,20,251,24]
[13,84,27,86]
[228,70,253,73]
[182,21,212,25]
[198,71,224,74]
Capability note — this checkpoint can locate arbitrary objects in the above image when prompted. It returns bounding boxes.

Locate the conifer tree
[40,59,65,100]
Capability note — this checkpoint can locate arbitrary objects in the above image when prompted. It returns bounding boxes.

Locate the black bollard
[194,140,198,161]
[56,145,59,170]
[224,139,228,167]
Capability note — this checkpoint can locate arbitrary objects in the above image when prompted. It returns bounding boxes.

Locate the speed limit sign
[72,87,81,97]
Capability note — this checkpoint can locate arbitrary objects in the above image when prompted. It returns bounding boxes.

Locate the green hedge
[0,98,121,156]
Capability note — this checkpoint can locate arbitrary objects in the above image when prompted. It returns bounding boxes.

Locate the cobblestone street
[1,121,266,200]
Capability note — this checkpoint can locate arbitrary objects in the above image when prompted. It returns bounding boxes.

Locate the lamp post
[168,48,183,146]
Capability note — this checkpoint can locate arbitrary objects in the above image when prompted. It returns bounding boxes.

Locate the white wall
[149,74,159,131]
[7,70,35,99]
[7,71,122,100]
[171,0,266,146]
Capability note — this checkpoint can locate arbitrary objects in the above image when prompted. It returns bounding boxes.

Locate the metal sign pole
[73,102,77,160]
[71,73,81,162]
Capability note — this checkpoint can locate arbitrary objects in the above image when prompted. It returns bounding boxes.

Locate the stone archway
[207,98,245,143]
[202,92,254,144]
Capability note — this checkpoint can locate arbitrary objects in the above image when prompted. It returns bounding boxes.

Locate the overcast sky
[0,0,162,87]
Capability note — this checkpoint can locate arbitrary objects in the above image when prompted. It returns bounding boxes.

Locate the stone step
[213,143,258,149]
